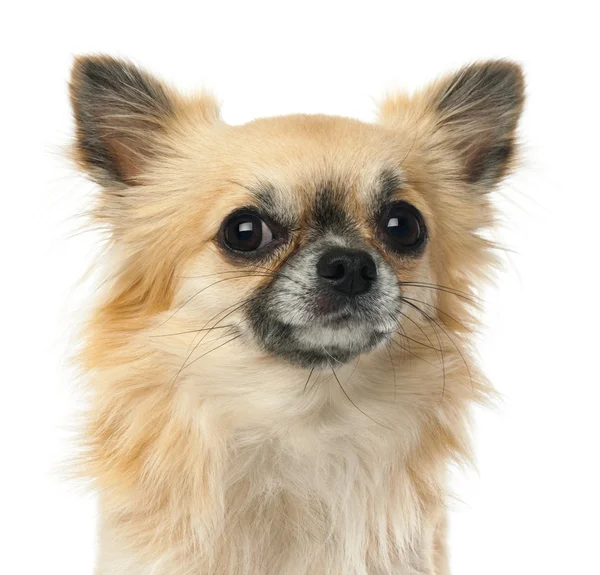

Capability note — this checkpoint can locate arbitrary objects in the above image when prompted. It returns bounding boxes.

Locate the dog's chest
[98,427,435,575]
[207,431,426,574]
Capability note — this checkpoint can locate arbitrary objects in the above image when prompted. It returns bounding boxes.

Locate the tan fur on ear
[380,60,525,188]
[69,55,221,186]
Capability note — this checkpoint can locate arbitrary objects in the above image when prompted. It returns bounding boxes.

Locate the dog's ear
[381,61,525,189]
[69,55,220,187]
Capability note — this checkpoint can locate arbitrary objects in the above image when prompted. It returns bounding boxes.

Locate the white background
[1,1,599,573]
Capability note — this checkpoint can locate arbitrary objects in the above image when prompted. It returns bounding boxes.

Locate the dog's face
[70,57,523,393]
[197,119,427,369]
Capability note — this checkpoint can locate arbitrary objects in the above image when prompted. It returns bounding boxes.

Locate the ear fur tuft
[380,60,525,189]
[69,55,176,186]
[433,60,525,185]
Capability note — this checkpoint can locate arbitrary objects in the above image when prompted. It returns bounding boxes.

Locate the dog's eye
[381,202,426,253]
[223,211,274,252]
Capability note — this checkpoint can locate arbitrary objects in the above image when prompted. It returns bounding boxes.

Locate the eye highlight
[221,210,275,253]
[380,202,427,253]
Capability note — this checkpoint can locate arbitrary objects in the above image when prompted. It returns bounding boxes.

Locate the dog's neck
[89,341,481,574]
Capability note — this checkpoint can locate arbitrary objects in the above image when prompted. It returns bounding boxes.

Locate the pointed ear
[69,55,220,186]
[382,61,525,188]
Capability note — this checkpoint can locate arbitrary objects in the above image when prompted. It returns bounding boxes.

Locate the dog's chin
[251,315,394,369]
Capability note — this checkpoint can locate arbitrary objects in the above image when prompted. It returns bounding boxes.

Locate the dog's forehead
[227,115,407,226]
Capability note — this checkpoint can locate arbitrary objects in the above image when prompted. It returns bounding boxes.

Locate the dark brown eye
[223,211,274,252]
[381,202,426,253]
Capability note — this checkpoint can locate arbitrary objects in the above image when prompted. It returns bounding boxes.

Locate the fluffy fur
[69,56,524,574]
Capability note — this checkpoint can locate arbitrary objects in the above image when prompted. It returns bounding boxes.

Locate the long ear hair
[69,55,221,187]
[380,60,525,190]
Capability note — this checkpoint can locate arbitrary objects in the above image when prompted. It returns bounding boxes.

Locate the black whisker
[394,329,442,352]
[402,299,447,402]
[399,130,418,168]
[180,334,243,373]
[402,296,475,334]
[390,338,441,369]
[322,348,345,366]
[184,298,248,355]
[345,356,362,387]
[303,367,315,393]
[182,296,255,373]
[386,344,397,402]
[178,269,263,280]
[181,264,297,285]
[151,274,267,331]
[307,370,322,394]
[398,310,443,368]
[399,282,480,304]
[329,363,392,430]
[167,296,256,390]
[149,325,234,338]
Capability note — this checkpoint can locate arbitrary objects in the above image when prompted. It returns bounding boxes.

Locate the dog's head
[70,56,523,405]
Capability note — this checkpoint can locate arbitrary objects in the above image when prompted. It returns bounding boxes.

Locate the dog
[68,55,524,574]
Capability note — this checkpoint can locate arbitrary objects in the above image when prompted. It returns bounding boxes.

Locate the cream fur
[68,56,524,574]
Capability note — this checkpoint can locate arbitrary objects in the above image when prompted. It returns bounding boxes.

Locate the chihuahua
[69,56,524,574]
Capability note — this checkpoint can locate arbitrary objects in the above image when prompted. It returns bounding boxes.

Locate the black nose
[316,248,377,296]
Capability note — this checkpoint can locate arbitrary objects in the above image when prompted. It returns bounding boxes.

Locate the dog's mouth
[293,322,393,366]
[245,298,397,368]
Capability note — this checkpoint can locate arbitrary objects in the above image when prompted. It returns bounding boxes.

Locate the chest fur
[217,436,433,574]
[98,430,439,575]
